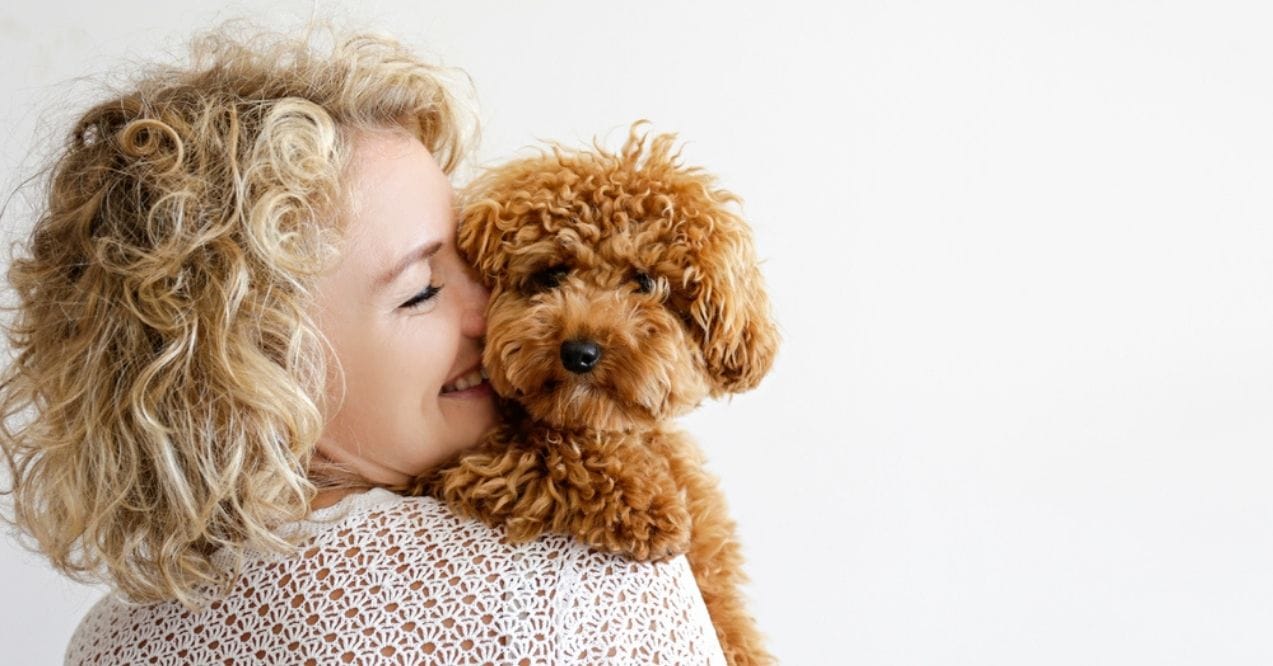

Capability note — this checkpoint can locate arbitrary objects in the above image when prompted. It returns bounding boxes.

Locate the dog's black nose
[560,339,602,374]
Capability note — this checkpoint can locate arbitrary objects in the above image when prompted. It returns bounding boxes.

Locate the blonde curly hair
[0,19,476,610]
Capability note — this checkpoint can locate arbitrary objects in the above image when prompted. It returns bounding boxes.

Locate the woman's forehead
[342,129,454,279]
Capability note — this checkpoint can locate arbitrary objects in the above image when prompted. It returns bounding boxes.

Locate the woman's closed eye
[400,283,444,310]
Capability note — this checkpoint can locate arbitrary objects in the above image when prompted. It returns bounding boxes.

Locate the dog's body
[405,122,778,665]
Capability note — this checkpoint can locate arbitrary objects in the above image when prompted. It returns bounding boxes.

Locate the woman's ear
[684,208,781,396]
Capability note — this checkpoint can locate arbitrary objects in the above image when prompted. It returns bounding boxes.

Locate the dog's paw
[599,493,692,562]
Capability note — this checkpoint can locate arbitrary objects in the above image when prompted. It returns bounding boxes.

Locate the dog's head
[458,122,779,431]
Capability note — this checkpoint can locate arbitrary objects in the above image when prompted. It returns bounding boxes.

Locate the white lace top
[63,487,726,665]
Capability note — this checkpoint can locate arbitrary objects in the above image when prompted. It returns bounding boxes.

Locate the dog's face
[458,126,779,431]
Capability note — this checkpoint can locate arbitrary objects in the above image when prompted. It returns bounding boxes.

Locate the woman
[0,21,727,664]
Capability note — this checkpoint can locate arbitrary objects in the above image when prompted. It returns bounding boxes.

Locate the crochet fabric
[63,487,726,665]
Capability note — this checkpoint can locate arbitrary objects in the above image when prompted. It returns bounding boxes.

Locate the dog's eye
[529,265,569,291]
[633,271,655,294]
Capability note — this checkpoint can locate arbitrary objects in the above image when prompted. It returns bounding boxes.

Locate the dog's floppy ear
[456,158,544,287]
[455,153,566,287]
[456,194,507,286]
[681,205,780,396]
[624,127,779,396]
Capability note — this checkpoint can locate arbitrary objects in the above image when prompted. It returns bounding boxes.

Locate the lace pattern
[63,487,726,665]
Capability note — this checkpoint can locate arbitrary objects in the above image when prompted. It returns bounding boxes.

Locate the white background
[3,1,1272,664]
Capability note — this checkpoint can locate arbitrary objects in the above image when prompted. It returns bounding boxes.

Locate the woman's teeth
[442,368,487,393]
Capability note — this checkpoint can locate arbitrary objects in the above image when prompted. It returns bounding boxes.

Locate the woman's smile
[441,365,492,397]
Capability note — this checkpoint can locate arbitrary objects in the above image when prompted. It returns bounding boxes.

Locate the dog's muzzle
[560,339,602,374]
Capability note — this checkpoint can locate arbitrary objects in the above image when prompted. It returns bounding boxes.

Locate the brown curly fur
[398,121,779,665]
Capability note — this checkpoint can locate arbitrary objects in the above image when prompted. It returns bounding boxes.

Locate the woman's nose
[459,271,490,338]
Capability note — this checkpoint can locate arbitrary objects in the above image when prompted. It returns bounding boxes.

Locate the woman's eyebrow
[375,240,443,290]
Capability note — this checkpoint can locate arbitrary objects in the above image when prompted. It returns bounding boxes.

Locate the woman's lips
[440,378,493,398]
[441,365,488,393]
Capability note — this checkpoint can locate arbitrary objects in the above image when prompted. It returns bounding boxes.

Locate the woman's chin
[437,383,499,444]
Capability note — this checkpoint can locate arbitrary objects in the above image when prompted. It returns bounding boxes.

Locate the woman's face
[310,128,496,489]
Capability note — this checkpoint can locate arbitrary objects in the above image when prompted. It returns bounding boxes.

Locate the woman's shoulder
[268,488,711,613]
[65,487,721,665]
[365,491,725,663]
[265,487,603,575]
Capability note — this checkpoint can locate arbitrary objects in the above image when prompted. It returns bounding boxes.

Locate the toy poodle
[404,121,779,665]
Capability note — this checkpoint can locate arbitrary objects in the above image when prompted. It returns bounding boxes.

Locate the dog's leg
[543,429,692,562]
[412,425,692,561]
[652,428,776,666]
[406,423,548,535]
